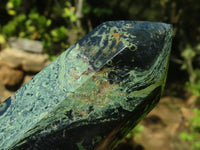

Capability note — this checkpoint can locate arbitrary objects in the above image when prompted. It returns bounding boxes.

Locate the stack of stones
[0,38,50,90]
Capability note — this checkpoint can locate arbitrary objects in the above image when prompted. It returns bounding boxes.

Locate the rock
[0,21,172,150]
[0,49,22,68]
[22,74,34,85]
[0,48,50,72]
[22,57,50,72]
[8,37,43,53]
[0,65,24,89]
[0,70,15,103]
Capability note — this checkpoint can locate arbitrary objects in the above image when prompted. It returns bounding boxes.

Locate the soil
[116,91,197,150]
[134,96,195,150]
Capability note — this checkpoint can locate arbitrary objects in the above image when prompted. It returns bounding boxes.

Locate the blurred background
[0,0,200,150]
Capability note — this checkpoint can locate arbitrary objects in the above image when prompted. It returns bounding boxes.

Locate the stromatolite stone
[0,21,172,150]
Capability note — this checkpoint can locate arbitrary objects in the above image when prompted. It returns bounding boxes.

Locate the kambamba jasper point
[0,21,172,150]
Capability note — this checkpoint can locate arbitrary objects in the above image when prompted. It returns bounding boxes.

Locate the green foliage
[179,132,196,141]
[0,0,80,55]
[181,44,200,150]
[0,33,6,44]
[183,43,200,96]
[178,43,200,87]
[6,0,21,15]
[191,109,200,130]
[180,43,200,149]
[62,2,77,23]
[2,14,26,37]
[125,125,144,141]
[181,45,196,61]
[93,8,113,17]
[186,80,200,96]
[179,108,200,150]
[83,2,92,15]
[1,9,56,53]
[49,55,58,61]
[51,26,68,42]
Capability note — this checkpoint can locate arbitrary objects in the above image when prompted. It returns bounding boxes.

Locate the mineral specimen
[0,21,172,150]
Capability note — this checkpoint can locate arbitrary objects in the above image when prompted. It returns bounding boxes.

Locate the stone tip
[0,21,172,150]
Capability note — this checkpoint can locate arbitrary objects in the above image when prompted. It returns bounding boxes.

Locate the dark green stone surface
[0,21,172,150]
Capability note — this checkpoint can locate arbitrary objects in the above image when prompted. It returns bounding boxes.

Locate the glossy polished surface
[0,21,172,150]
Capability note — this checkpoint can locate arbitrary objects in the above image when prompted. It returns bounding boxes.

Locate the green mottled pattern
[0,21,172,150]
[0,45,95,149]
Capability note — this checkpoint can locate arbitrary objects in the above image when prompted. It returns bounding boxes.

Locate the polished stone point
[0,21,172,150]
